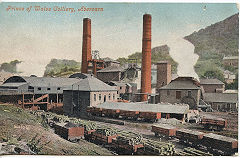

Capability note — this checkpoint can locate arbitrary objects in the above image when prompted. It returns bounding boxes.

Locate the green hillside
[117,45,178,73]
[185,13,239,80]
[44,59,81,77]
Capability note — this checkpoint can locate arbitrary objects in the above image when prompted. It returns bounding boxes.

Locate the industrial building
[203,93,238,112]
[158,77,201,109]
[200,78,225,93]
[0,75,80,110]
[96,65,125,83]
[223,56,238,68]
[63,76,118,117]
[108,81,137,101]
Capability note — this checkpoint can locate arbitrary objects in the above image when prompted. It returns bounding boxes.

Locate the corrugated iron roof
[97,102,189,114]
[203,93,238,103]
[200,78,224,85]
[4,76,80,88]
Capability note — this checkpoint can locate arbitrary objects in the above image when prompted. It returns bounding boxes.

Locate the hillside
[184,13,239,79]
[117,45,178,73]
[44,59,81,77]
[0,104,114,155]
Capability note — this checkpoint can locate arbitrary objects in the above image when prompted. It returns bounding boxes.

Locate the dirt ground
[0,104,114,155]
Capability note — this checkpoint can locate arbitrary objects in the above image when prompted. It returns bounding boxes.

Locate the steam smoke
[17,60,48,77]
[166,36,199,80]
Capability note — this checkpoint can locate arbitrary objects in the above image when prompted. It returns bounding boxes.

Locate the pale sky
[0,2,238,76]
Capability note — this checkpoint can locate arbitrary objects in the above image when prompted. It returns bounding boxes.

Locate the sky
[0,2,239,76]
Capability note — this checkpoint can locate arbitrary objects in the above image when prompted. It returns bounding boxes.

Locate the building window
[120,86,122,90]
[113,94,115,100]
[176,91,181,99]
[167,90,170,96]
[57,87,61,90]
[109,93,111,100]
[38,87,41,91]
[99,94,101,101]
[188,90,192,97]
[94,94,96,101]
[47,88,51,91]
[104,95,106,102]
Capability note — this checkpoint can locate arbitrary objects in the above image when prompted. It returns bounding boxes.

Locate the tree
[203,70,224,82]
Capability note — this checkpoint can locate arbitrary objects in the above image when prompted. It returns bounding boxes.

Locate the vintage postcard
[0,1,238,156]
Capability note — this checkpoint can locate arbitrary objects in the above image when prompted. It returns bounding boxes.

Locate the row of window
[29,87,61,91]
[93,93,116,102]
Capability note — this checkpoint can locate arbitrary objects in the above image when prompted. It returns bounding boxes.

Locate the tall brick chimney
[157,61,172,89]
[81,18,92,73]
[141,14,152,101]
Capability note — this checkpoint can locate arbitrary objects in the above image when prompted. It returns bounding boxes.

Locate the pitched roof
[97,102,189,114]
[97,65,124,73]
[67,76,117,91]
[160,77,200,90]
[4,76,80,88]
[203,93,238,103]
[200,78,224,85]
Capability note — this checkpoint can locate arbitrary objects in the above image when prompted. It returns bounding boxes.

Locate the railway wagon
[91,132,118,144]
[200,117,227,131]
[87,107,102,116]
[119,110,139,119]
[152,124,177,137]
[54,122,84,141]
[176,129,204,145]
[139,112,161,122]
[201,133,238,155]
[101,108,120,118]
[112,137,144,154]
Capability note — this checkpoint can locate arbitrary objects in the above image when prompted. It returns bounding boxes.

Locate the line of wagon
[151,124,238,155]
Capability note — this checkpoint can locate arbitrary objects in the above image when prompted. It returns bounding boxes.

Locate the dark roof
[109,81,126,86]
[97,65,124,73]
[203,93,238,103]
[97,102,189,114]
[200,78,224,85]
[160,77,200,90]
[66,76,117,91]
[69,73,93,79]
[4,76,80,88]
